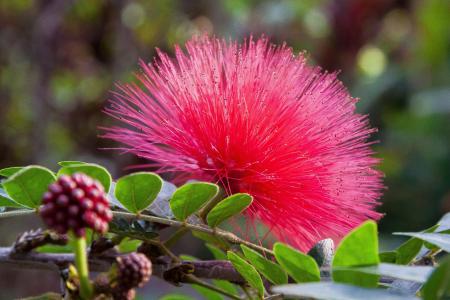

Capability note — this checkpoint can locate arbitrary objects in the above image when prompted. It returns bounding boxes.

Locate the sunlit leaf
[57,163,112,192]
[115,172,163,213]
[206,193,252,227]
[274,242,320,283]
[242,244,287,284]
[2,166,56,209]
[170,182,218,221]
[227,251,264,297]
[332,221,379,288]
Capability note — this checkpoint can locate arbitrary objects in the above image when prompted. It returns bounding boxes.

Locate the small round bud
[116,253,152,290]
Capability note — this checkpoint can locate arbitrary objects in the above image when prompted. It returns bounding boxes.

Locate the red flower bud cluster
[116,253,152,290]
[40,173,113,237]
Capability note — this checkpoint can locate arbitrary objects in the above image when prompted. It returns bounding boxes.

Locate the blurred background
[0,0,449,298]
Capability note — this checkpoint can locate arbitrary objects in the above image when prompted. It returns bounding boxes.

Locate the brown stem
[0,247,246,283]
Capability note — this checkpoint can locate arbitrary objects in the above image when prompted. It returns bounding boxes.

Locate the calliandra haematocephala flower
[103,36,383,251]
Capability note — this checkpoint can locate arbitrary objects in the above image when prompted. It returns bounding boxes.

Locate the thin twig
[112,211,273,255]
[0,209,273,254]
[0,209,36,218]
[0,247,245,283]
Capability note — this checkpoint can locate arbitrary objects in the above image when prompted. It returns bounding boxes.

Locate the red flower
[104,36,383,251]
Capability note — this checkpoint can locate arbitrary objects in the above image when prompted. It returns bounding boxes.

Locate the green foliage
[227,251,265,297]
[273,242,320,283]
[332,221,380,288]
[57,161,88,167]
[2,166,56,209]
[207,193,252,227]
[170,182,219,221]
[0,166,23,177]
[395,225,438,265]
[57,162,112,192]
[338,263,433,283]
[117,238,142,253]
[0,188,26,208]
[206,243,227,259]
[272,282,419,300]
[241,244,287,285]
[213,280,238,296]
[192,230,229,249]
[115,172,163,213]
[379,251,397,263]
[422,256,450,300]
[394,232,450,253]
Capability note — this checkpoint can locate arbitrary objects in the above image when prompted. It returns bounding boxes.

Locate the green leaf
[213,280,238,296]
[379,251,397,263]
[2,166,56,209]
[170,182,219,221]
[206,243,227,260]
[273,242,320,283]
[36,244,73,253]
[272,282,419,300]
[227,251,264,297]
[394,232,450,252]
[192,285,223,300]
[395,225,438,265]
[117,238,142,253]
[0,188,27,208]
[192,230,229,249]
[337,263,433,283]
[422,256,450,300]
[115,172,163,213]
[206,193,252,227]
[58,163,112,192]
[0,167,23,177]
[57,161,88,167]
[241,244,287,284]
[332,221,379,288]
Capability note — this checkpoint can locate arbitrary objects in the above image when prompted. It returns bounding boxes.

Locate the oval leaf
[274,242,320,283]
[115,172,163,213]
[0,167,23,177]
[227,251,264,297]
[241,244,287,285]
[206,243,227,260]
[57,163,112,192]
[394,232,450,253]
[332,221,380,288]
[57,161,88,167]
[170,182,218,221]
[0,187,27,208]
[2,166,56,209]
[337,263,433,283]
[207,193,252,227]
[395,225,438,265]
[273,282,419,300]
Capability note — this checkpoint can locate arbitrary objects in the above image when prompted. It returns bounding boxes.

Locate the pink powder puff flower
[103,36,383,251]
